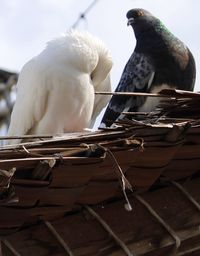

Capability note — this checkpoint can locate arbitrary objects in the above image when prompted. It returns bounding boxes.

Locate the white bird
[6,30,113,145]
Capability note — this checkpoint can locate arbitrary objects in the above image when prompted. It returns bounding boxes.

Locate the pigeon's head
[126,9,161,37]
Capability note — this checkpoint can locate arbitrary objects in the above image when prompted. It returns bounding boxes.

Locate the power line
[70,0,100,29]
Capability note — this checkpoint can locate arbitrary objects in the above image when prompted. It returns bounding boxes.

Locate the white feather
[6,30,112,145]
[138,84,174,112]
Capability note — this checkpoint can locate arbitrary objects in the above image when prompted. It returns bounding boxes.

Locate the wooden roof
[0,89,200,255]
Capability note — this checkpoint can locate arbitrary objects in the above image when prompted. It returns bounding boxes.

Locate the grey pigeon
[100,8,196,127]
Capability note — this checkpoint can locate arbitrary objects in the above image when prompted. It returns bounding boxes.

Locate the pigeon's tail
[100,106,121,128]
[100,94,133,128]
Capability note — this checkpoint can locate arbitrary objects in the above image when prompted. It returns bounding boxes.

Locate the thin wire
[44,221,74,256]
[70,0,100,29]
[85,206,135,256]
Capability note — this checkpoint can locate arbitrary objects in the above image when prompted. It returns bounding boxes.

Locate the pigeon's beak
[127,18,134,26]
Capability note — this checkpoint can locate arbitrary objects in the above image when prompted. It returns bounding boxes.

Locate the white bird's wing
[90,74,111,128]
[6,59,49,145]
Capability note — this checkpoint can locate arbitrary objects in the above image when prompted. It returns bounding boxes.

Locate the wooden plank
[11,186,84,207]
[163,159,200,180]
[50,162,100,188]
[126,166,165,189]
[77,181,119,204]
[130,145,180,168]
[174,144,200,159]
[0,205,73,230]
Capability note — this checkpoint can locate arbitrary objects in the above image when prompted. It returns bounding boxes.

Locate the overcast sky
[0,0,199,127]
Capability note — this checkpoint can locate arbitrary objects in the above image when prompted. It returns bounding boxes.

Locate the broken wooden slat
[3,178,200,255]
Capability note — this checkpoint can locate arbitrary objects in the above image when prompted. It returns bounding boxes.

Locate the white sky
[0,0,199,127]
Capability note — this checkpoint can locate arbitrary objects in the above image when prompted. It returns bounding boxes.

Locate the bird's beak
[127,18,134,26]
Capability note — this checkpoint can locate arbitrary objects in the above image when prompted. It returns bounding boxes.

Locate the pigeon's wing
[6,59,49,145]
[100,52,155,127]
